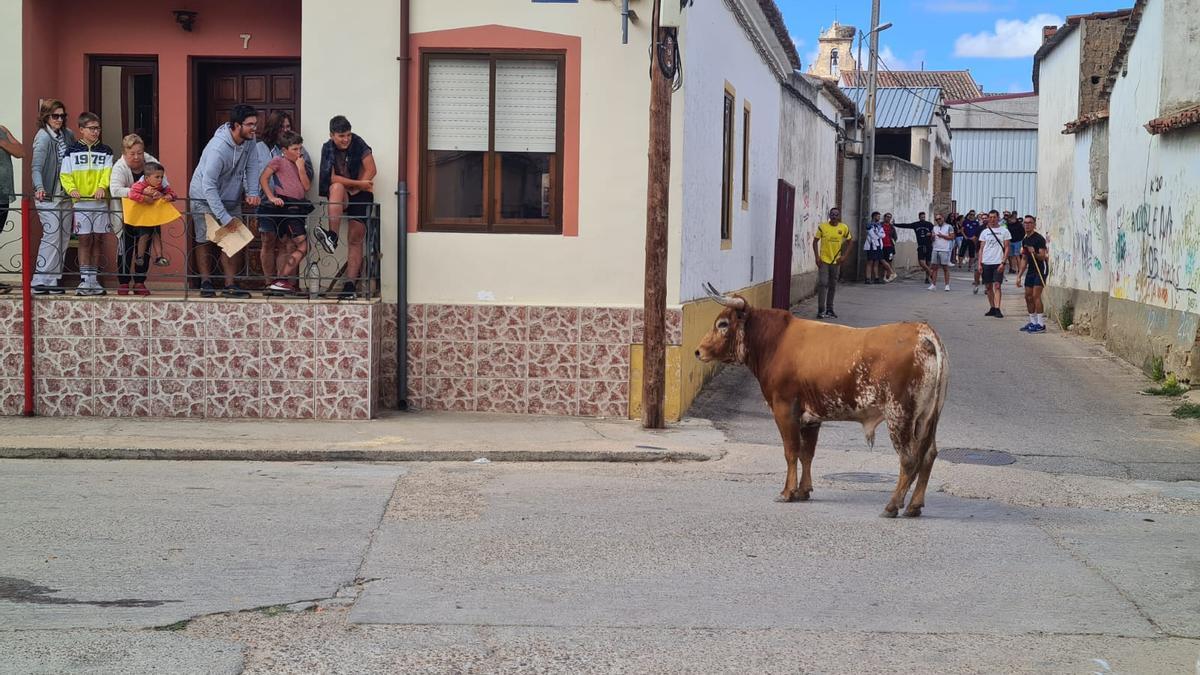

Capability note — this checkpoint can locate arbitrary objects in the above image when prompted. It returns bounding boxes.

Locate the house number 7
[240,34,252,49]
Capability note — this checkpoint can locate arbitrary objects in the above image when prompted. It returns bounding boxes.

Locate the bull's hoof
[903,506,923,518]
[776,488,812,503]
[880,508,899,518]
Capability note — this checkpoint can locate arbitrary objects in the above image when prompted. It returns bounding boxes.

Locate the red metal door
[772,179,796,309]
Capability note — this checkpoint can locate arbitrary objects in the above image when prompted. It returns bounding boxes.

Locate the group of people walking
[15,99,377,298]
[811,206,1050,332]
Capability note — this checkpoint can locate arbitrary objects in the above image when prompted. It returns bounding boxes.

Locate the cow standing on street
[695,286,949,517]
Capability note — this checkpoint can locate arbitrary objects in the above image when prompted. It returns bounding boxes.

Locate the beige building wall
[302,0,679,307]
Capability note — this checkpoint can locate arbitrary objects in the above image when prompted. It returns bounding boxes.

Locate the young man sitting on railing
[258,130,313,295]
[317,115,376,300]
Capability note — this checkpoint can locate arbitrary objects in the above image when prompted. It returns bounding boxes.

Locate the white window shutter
[427,59,490,152]
[495,60,559,153]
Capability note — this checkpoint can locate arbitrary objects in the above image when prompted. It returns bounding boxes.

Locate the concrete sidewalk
[0,411,726,462]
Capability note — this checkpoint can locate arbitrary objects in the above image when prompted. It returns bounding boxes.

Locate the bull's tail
[914,328,949,459]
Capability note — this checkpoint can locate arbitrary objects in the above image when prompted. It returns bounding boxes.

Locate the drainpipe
[395,0,411,410]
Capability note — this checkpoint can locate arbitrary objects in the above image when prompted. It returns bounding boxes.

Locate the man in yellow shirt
[811,207,852,319]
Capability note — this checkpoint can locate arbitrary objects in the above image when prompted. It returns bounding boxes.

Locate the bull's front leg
[771,401,806,502]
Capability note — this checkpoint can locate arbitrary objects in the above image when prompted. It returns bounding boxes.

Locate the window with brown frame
[721,90,735,241]
[741,102,751,208]
[421,52,564,234]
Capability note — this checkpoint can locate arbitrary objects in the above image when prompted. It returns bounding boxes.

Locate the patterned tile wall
[1,298,687,421]
[0,298,378,420]
[0,299,24,416]
[397,303,682,417]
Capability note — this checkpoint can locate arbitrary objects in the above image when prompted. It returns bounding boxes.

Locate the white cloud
[1006,82,1025,93]
[923,0,1012,12]
[954,13,1063,58]
[877,45,928,72]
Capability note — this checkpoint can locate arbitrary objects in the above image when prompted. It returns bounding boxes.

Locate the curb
[0,445,721,463]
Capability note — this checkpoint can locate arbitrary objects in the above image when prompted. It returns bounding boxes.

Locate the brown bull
[694,286,949,517]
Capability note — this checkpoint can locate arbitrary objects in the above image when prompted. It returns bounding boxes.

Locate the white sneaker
[927,284,935,291]
[972,284,980,295]
[944,285,951,292]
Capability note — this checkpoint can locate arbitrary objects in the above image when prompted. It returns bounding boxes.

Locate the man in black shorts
[1016,214,1049,333]
[977,209,1011,317]
[894,211,934,287]
[317,115,377,299]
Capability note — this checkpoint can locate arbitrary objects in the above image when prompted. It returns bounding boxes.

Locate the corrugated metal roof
[841,87,942,128]
[842,70,982,101]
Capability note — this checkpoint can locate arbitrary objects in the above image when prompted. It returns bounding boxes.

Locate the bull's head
[695,283,750,364]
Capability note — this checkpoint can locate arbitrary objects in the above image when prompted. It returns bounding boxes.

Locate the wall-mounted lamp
[173,10,197,32]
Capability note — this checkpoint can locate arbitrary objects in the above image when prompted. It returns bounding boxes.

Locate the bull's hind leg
[796,424,820,501]
[883,416,920,518]
[904,443,938,517]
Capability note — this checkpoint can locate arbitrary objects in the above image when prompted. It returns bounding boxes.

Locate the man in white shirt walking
[929,213,955,291]
[977,209,1011,317]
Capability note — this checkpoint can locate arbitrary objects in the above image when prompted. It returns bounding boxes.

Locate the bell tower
[809,22,857,81]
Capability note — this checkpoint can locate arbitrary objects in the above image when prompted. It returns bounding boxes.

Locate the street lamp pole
[856,5,888,283]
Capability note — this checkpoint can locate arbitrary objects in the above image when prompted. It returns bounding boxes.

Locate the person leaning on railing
[256,111,313,294]
[189,104,262,298]
[29,99,76,295]
[0,121,21,294]
[59,112,114,296]
[110,133,167,295]
[258,129,313,296]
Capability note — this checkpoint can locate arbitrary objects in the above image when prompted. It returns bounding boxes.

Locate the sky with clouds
[777,0,1125,94]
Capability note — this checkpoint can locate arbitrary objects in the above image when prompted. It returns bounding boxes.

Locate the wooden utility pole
[642,0,672,429]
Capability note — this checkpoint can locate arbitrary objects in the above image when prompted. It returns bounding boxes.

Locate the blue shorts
[1009,241,1022,257]
[866,249,883,261]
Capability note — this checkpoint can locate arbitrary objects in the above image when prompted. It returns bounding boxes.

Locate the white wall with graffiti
[1107,0,1200,314]
[778,77,841,279]
[1036,25,1082,291]
[1063,124,1109,293]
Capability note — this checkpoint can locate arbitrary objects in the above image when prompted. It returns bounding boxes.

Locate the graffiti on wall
[1053,194,1108,291]
[1112,174,1200,313]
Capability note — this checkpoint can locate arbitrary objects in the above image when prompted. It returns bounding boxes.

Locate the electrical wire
[649,27,684,92]
[877,58,1040,126]
[866,56,1041,126]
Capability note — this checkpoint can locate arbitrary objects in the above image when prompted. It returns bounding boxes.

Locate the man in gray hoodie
[189,104,262,298]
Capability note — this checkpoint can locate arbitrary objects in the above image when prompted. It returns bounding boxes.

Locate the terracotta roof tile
[1145,104,1200,135]
[840,70,982,101]
[756,0,802,70]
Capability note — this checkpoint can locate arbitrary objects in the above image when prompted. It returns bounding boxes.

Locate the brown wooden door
[772,179,796,310]
[193,60,300,287]
[194,61,299,166]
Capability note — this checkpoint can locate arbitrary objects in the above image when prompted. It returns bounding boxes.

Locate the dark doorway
[772,179,796,310]
[191,59,301,289]
[193,59,300,166]
[90,57,159,155]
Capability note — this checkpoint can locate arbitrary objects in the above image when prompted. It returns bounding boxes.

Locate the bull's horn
[703,282,746,309]
[712,294,747,309]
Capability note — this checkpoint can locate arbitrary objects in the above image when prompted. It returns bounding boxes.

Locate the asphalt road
[690,268,1200,481]
[2,271,1199,673]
